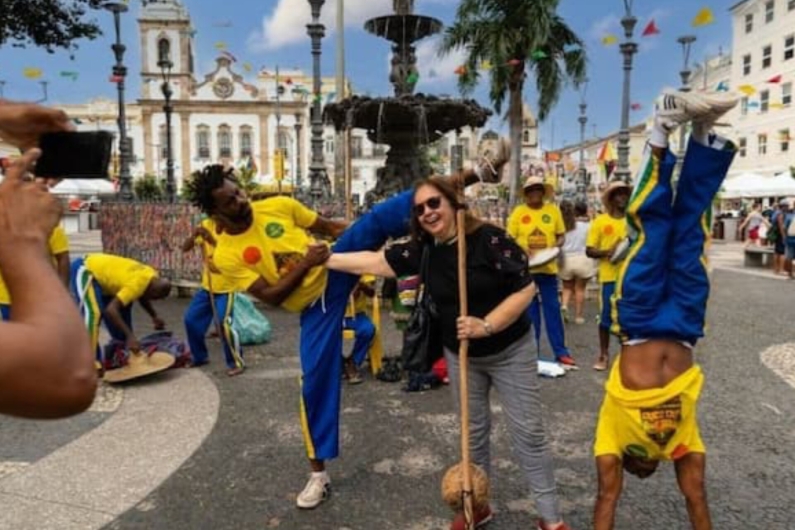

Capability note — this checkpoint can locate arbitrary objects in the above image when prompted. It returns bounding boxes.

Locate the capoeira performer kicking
[593,89,737,530]
[184,142,508,510]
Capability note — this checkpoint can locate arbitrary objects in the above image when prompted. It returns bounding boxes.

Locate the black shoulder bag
[400,244,442,374]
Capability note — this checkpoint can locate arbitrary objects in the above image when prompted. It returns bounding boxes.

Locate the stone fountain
[323,0,491,202]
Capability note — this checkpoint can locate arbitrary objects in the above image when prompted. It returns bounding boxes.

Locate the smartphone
[36,131,114,179]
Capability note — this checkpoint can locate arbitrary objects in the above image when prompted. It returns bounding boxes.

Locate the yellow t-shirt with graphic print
[0,226,70,305]
[506,203,565,275]
[586,213,628,283]
[594,357,705,461]
[84,253,158,307]
[198,218,234,294]
[212,196,327,313]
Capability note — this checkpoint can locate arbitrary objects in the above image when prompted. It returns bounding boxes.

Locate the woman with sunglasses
[326,177,570,530]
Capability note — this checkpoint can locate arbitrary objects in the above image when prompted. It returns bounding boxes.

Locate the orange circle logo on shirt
[243,246,262,265]
[603,225,614,235]
[522,215,532,224]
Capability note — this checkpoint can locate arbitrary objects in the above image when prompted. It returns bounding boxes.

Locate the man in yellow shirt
[342,275,376,384]
[0,226,70,320]
[70,253,172,364]
[593,89,737,530]
[586,181,630,371]
[186,148,509,510]
[182,217,245,376]
[507,175,576,368]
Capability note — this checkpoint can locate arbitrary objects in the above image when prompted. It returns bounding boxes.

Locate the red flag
[507,59,522,67]
[631,103,642,111]
[109,74,123,83]
[767,75,782,83]
[642,20,660,37]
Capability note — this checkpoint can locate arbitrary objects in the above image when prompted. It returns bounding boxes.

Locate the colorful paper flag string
[242,62,253,73]
[770,102,785,109]
[454,65,468,75]
[480,60,492,71]
[531,49,548,60]
[747,101,760,108]
[692,7,714,27]
[767,75,782,84]
[214,41,227,50]
[642,20,660,37]
[630,103,642,111]
[23,67,43,79]
[59,71,79,81]
[716,81,729,92]
[601,35,618,46]
[407,71,419,84]
[507,59,522,67]
[738,84,756,96]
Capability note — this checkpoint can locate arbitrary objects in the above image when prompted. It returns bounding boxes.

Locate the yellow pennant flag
[692,7,714,27]
[242,62,253,73]
[770,102,785,109]
[601,34,618,46]
[480,60,492,71]
[737,84,756,96]
[214,41,227,50]
[23,67,43,79]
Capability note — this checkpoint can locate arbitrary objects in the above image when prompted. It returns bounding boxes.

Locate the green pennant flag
[531,49,548,60]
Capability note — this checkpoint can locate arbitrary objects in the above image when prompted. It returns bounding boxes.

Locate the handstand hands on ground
[593,89,738,530]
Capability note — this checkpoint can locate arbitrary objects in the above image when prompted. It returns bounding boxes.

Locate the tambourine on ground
[103,351,175,384]
[441,461,490,512]
[527,247,561,269]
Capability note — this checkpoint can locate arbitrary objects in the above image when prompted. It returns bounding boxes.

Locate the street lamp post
[577,79,589,201]
[615,0,638,184]
[158,57,176,203]
[294,112,303,190]
[104,2,134,201]
[307,0,329,205]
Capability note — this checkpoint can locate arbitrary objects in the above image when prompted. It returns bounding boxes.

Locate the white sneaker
[476,137,511,183]
[657,90,737,124]
[296,472,331,509]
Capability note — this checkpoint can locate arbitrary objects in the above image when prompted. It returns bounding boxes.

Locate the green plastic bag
[233,293,272,345]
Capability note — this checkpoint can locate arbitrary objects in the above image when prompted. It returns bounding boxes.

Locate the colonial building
[726,0,795,177]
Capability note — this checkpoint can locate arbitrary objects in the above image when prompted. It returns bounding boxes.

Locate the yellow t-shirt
[586,214,628,283]
[198,218,234,294]
[506,203,565,275]
[594,357,705,461]
[84,253,158,306]
[212,196,327,313]
[0,226,70,305]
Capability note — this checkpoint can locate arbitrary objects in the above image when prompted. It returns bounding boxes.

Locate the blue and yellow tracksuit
[611,137,736,345]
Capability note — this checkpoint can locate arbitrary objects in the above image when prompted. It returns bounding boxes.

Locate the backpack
[102,331,191,370]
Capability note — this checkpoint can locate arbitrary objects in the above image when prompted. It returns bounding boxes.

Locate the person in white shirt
[558,201,594,324]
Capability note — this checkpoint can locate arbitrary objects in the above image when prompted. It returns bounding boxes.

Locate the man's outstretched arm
[247,244,330,307]
[594,455,624,530]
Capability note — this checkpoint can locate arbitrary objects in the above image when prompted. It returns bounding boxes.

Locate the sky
[0,0,735,151]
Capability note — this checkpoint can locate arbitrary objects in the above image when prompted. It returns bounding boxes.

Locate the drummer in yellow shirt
[0,226,70,320]
[507,176,576,369]
[70,253,172,363]
[341,274,376,384]
[586,181,631,371]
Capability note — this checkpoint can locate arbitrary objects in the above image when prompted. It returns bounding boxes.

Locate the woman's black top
[385,224,533,358]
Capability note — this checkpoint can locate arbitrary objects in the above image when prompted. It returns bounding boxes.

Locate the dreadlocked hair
[185,164,237,213]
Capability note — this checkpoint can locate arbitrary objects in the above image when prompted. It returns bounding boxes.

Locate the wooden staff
[456,169,475,530]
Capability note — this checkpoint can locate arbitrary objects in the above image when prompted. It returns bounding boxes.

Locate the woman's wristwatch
[482,319,494,336]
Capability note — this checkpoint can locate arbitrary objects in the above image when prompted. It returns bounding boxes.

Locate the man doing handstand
[593,89,738,530]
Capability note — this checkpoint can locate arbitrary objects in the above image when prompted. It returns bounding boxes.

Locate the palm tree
[439,0,587,204]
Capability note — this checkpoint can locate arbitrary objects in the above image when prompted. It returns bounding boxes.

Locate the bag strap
[416,244,431,305]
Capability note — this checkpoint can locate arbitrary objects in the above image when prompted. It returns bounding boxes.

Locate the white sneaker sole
[658,90,738,123]
[296,484,331,509]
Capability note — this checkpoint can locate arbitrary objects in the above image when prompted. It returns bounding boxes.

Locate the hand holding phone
[35,131,114,179]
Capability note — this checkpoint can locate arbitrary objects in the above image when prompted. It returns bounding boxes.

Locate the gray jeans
[445,333,561,523]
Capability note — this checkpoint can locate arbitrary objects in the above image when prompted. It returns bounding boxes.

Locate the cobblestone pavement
[1,234,794,529]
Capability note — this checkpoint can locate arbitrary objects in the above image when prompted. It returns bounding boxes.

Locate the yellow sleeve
[213,247,261,292]
[287,197,319,229]
[115,270,156,306]
[553,206,565,236]
[48,226,70,255]
[586,217,601,248]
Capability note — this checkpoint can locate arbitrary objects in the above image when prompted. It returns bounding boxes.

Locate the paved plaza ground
[1,232,794,529]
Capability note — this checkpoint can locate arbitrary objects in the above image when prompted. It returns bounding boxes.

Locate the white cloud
[413,37,467,89]
[248,0,457,52]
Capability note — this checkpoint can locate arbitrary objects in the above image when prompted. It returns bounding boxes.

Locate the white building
[726,0,795,177]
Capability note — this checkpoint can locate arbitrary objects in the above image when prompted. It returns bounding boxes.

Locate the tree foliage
[0,0,106,53]
[134,174,165,201]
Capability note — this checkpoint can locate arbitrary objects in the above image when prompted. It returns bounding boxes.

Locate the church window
[218,125,232,158]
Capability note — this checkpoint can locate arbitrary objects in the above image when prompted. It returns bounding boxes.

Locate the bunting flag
[738,84,756,96]
[630,103,642,111]
[767,75,782,84]
[480,60,492,70]
[716,81,730,92]
[692,7,715,27]
[563,44,582,53]
[770,102,785,109]
[242,62,253,72]
[507,59,522,67]
[214,41,227,50]
[642,20,660,37]
[747,101,760,108]
[597,141,617,162]
[454,65,468,75]
[407,71,419,84]
[221,51,237,62]
[531,49,548,60]
[59,71,79,81]
[23,67,43,79]
[601,34,618,46]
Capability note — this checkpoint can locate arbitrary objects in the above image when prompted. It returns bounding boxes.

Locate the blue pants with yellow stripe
[343,312,376,367]
[599,282,616,331]
[527,273,570,359]
[69,257,132,362]
[300,190,412,461]
[184,289,244,370]
[0,305,9,320]
[611,138,735,345]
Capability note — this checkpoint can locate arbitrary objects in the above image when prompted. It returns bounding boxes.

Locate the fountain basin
[364,15,443,43]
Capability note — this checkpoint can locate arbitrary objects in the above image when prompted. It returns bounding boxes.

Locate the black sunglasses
[413,196,443,216]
